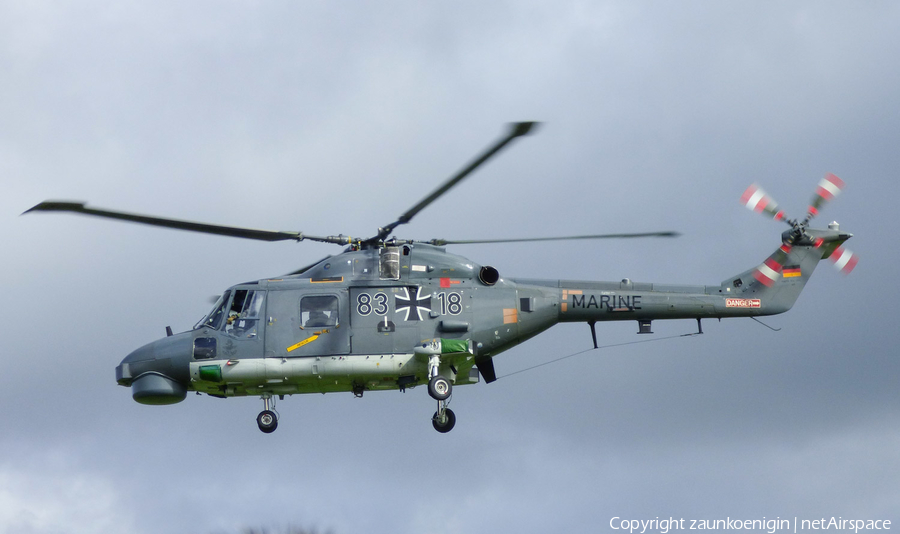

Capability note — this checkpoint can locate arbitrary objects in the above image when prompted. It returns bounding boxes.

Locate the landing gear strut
[257,393,278,433]
[428,355,455,433]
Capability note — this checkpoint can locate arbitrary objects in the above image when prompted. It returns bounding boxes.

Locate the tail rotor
[807,173,845,222]
[829,245,859,274]
[741,174,858,276]
[740,184,786,222]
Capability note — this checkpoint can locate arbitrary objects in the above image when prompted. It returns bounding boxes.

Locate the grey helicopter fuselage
[115,227,848,406]
[28,123,857,433]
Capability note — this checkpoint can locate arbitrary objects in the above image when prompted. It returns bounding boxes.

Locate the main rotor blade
[24,201,353,245]
[427,231,680,246]
[370,121,538,243]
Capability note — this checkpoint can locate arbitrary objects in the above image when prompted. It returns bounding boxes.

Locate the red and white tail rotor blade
[830,246,859,274]
[741,184,786,221]
[753,257,783,287]
[752,244,793,287]
[808,173,845,219]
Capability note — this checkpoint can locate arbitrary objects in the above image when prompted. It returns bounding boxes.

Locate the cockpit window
[195,290,231,330]
[300,295,339,328]
[225,289,264,338]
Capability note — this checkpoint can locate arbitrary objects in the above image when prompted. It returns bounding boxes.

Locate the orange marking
[310,277,343,283]
[561,289,581,312]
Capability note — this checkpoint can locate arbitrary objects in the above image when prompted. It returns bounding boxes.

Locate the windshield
[194,290,231,330]
[224,289,264,338]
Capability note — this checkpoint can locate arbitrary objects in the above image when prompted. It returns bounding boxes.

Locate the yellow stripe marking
[287,335,318,352]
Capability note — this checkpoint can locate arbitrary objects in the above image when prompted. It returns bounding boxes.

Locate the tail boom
[548,227,850,325]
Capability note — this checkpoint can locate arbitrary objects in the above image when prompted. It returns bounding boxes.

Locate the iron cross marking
[395,285,432,321]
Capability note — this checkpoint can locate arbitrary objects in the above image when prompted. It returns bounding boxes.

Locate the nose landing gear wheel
[257,410,278,433]
[428,376,452,401]
[432,408,456,433]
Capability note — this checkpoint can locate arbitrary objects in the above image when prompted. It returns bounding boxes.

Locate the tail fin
[731,177,857,316]
[721,231,850,314]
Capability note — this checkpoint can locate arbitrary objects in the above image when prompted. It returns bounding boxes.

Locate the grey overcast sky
[2,2,899,533]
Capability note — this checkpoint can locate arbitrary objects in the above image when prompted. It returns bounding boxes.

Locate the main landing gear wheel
[432,408,456,433]
[257,393,278,433]
[257,410,278,433]
[428,375,452,401]
[426,356,455,433]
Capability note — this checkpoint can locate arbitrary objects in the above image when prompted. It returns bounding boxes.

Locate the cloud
[0,456,136,534]
[2,1,899,533]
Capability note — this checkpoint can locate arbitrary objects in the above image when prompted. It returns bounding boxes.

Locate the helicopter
[25,122,858,433]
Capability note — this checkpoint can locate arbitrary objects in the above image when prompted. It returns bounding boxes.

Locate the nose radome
[131,373,187,405]
[115,333,194,404]
[116,343,154,386]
